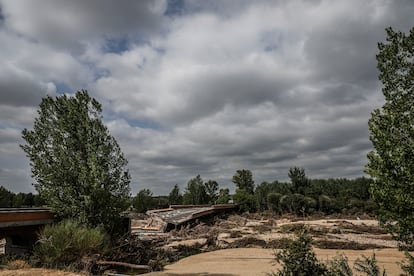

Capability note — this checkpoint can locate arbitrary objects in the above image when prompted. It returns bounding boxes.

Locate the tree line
[132,167,376,216]
[0,186,44,207]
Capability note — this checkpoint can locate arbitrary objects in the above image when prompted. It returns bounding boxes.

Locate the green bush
[268,229,390,276]
[354,254,386,276]
[34,219,107,269]
[233,189,256,212]
[270,228,328,276]
[400,252,414,276]
[326,254,352,276]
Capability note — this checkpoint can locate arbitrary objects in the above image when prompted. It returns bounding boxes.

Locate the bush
[400,251,414,276]
[233,189,256,212]
[270,227,328,276]
[6,259,31,269]
[34,220,107,269]
[326,254,352,276]
[269,228,389,276]
[354,254,386,276]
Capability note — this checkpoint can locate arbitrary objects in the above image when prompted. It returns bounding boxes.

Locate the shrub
[400,251,414,276]
[326,254,352,276]
[267,192,282,212]
[354,254,386,276]
[34,219,107,269]
[233,189,256,212]
[270,227,328,276]
[6,259,31,269]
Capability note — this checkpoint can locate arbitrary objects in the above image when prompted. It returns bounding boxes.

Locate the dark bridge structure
[0,208,54,254]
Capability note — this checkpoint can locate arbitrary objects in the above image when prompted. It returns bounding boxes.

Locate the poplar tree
[367,27,414,247]
[21,90,130,233]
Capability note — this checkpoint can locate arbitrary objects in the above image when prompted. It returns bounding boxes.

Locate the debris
[96,260,151,273]
[130,204,236,238]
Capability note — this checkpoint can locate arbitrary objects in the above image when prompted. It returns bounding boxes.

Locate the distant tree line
[132,167,377,216]
[0,186,44,207]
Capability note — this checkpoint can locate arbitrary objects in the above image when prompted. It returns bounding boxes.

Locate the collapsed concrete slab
[131,204,236,238]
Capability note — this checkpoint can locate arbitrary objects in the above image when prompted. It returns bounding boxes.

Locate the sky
[0,0,413,195]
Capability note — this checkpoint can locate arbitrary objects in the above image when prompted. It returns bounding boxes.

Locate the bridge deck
[0,208,54,228]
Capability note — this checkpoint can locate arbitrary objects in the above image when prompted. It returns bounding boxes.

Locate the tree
[0,186,13,207]
[366,27,414,247]
[217,188,230,204]
[133,189,155,213]
[233,189,256,212]
[288,167,310,194]
[21,90,130,233]
[168,184,183,205]
[232,169,255,194]
[255,182,272,211]
[204,180,219,204]
[183,175,208,205]
[267,192,282,213]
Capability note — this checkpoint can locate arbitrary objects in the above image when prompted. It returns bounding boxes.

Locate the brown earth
[0,215,410,276]
[144,216,407,276]
[145,248,406,276]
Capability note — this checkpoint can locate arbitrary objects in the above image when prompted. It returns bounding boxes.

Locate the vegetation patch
[315,240,388,250]
[229,236,267,248]
[266,238,292,249]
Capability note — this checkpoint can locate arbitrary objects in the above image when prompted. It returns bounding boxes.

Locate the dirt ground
[0,215,410,276]
[144,216,408,276]
[145,248,406,276]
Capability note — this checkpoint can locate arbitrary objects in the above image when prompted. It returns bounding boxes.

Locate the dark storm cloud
[1,0,414,194]
[0,0,167,49]
[0,67,52,107]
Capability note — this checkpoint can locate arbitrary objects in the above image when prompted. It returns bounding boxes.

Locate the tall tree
[183,175,208,205]
[133,189,155,213]
[168,184,183,205]
[232,169,255,194]
[21,90,130,233]
[217,188,230,204]
[204,180,219,204]
[288,167,310,194]
[366,27,414,247]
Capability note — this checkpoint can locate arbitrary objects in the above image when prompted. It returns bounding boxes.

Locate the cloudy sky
[0,0,413,195]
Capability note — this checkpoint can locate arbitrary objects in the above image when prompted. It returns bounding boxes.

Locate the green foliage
[133,189,155,213]
[400,251,414,276]
[20,90,130,233]
[183,175,208,205]
[233,189,256,212]
[232,169,255,194]
[326,254,353,276]
[267,192,282,212]
[318,195,336,213]
[288,167,310,194]
[204,180,219,204]
[255,182,272,211]
[0,187,42,207]
[168,184,183,205]
[217,188,230,204]
[366,27,414,247]
[354,254,386,276]
[271,228,328,276]
[34,220,107,268]
[0,186,14,207]
[269,230,392,276]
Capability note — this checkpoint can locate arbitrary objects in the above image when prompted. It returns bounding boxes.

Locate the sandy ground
[0,217,408,276]
[145,248,406,276]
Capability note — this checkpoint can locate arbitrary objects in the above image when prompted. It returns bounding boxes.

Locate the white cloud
[0,0,413,194]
